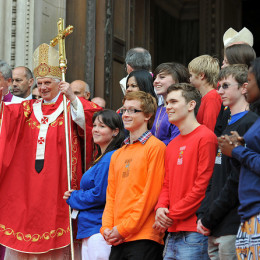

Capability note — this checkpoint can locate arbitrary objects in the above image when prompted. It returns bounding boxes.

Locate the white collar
[43,92,61,103]
[25,94,33,100]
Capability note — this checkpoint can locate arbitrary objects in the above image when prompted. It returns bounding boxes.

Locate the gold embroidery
[23,101,32,118]
[0,224,69,242]
[23,101,70,129]
[90,101,98,108]
[50,116,64,127]
[71,128,79,189]
[34,63,62,79]
[26,118,40,129]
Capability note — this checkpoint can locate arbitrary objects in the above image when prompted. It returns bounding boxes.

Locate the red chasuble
[0,95,101,253]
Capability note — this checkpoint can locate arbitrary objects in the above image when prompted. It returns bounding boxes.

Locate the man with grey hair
[12,66,34,99]
[0,60,23,103]
[71,79,91,100]
[120,47,152,95]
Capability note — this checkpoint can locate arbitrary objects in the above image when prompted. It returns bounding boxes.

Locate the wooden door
[104,0,151,110]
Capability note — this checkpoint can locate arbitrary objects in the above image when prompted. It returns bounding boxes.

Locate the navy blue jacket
[197,111,258,235]
[233,117,260,222]
[67,151,115,239]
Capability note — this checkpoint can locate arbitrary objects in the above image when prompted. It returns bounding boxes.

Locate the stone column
[0,0,66,70]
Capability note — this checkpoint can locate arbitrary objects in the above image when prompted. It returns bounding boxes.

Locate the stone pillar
[0,0,66,70]
[0,0,13,65]
[33,0,66,51]
[15,0,34,68]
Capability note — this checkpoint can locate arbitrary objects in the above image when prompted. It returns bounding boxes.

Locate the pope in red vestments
[0,43,101,257]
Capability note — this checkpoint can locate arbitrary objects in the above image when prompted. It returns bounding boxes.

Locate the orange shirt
[100,135,166,244]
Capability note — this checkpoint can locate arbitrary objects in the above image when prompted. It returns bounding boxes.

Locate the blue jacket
[232,117,260,222]
[67,150,115,239]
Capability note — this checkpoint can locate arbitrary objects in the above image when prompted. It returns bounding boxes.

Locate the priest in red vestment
[0,43,101,259]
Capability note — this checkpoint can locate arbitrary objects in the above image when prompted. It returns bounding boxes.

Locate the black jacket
[197,111,258,236]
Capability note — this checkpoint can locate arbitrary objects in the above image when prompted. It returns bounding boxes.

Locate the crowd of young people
[1,27,260,260]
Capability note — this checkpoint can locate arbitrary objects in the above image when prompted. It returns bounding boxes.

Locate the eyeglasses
[120,108,143,114]
[218,83,240,90]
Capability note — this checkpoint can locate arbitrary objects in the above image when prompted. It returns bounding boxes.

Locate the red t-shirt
[196,89,222,131]
[155,125,218,232]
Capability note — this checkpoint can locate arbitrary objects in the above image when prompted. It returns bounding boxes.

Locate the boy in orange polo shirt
[101,91,166,260]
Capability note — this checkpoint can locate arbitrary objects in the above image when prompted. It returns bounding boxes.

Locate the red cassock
[0,95,101,253]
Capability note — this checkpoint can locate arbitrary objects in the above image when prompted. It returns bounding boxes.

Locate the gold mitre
[223,27,254,47]
[33,43,62,79]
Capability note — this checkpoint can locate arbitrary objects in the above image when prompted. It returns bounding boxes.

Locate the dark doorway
[152,1,199,69]
[242,0,260,56]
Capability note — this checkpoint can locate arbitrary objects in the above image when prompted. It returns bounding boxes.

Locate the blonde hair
[188,55,220,87]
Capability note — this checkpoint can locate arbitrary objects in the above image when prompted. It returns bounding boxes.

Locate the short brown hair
[153,62,190,83]
[123,91,157,129]
[167,83,202,116]
[218,64,248,86]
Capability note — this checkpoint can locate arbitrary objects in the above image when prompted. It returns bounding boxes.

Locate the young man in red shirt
[154,83,218,260]
[189,55,222,131]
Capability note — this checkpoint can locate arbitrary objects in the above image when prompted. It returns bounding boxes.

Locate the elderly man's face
[70,80,90,99]
[37,77,60,101]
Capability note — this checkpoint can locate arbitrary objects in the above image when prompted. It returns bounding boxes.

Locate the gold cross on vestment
[50,18,73,80]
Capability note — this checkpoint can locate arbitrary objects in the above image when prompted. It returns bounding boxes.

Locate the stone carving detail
[10,0,33,68]
[24,1,31,66]
[104,0,113,97]
[10,0,17,67]
[200,0,217,54]
[85,0,96,98]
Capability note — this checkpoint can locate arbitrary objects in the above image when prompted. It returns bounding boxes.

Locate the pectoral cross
[50,18,73,80]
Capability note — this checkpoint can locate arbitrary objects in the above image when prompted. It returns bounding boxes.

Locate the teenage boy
[189,55,222,131]
[101,91,166,260]
[154,83,218,259]
[197,64,258,259]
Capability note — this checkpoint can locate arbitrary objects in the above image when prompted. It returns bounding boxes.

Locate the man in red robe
[0,43,101,259]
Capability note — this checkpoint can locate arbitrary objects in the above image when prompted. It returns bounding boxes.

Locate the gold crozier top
[50,18,73,81]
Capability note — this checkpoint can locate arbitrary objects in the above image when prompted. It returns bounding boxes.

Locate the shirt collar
[124,130,152,145]
[25,93,33,100]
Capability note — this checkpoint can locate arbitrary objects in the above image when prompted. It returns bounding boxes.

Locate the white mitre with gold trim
[33,43,62,80]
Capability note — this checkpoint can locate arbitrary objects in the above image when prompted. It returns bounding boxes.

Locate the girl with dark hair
[219,57,260,259]
[64,109,125,260]
[151,62,190,145]
[222,43,256,68]
[126,70,158,101]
